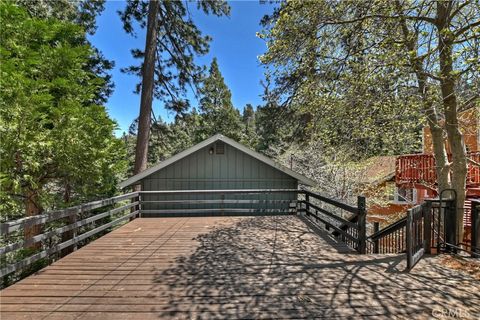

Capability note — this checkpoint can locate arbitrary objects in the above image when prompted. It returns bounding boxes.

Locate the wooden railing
[365,196,480,269]
[4,188,351,286]
[365,200,457,258]
[396,151,480,188]
[0,192,140,281]
[2,186,476,282]
[367,217,407,254]
[0,189,302,284]
[140,188,368,252]
[139,189,299,216]
[299,191,367,253]
[406,203,428,269]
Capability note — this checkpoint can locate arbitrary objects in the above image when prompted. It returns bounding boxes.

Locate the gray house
[120,134,316,216]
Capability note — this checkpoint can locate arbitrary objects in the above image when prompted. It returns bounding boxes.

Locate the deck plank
[1,216,479,319]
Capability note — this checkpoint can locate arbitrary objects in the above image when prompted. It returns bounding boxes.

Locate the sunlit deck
[1,216,479,319]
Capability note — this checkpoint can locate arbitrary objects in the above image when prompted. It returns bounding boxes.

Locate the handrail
[303,190,359,214]
[302,201,357,229]
[139,189,299,217]
[0,202,139,256]
[301,191,366,253]
[406,204,427,269]
[0,192,139,236]
[140,189,301,194]
[1,192,141,279]
[1,188,367,284]
[471,200,480,258]
[369,217,406,241]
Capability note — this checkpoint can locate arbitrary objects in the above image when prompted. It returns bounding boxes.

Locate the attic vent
[215,141,225,154]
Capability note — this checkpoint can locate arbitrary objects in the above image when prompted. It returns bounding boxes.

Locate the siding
[140,142,298,216]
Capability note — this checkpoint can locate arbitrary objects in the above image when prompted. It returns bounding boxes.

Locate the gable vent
[215,141,225,154]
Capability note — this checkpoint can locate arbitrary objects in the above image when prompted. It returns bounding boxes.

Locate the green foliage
[258,0,424,160]
[124,58,253,170]
[197,58,244,141]
[242,103,259,148]
[15,0,114,104]
[0,3,126,219]
[124,110,203,172]
[119,0,230,113]
[258,0,479,162]
[15,0,106,35]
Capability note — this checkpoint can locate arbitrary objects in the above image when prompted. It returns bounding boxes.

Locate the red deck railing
[396,151,480,188]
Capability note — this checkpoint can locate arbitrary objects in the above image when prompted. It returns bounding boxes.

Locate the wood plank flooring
[1,216,479,319]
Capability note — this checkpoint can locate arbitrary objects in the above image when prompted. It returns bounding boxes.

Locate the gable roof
[119,134,316,188]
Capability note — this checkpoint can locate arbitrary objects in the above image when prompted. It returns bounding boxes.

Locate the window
[386,182,395,201]
[395,187,416,203]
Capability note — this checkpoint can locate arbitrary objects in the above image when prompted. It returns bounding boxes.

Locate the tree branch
[454,19,480,37]
[449,0,471,21]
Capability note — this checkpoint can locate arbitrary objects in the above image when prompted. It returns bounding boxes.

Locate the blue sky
[88,1,276,136]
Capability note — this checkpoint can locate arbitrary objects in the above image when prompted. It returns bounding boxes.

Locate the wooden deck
[1,216,479,319]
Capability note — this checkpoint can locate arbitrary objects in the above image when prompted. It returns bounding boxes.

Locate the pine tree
[119,0,230,177]
[198,58,244,141]
[242,104,258,148]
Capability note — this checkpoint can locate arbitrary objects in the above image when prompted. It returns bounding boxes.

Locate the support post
[406,208,413,269]
[305,192,310,216]
[472,201,479,258]
[130,190,141,221]
[138,193,142,218]
[373,222,380,254]
[357,196,366,254]
[444,200,457,253]
[72,212,78,252]
[423,201,432,254]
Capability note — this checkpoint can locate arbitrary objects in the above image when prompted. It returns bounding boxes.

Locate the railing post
[472,202,479,258]
[357,196,366,254]
[406,208,413,269]
[373,222,379,254]
[423,201,432,254]
[138,192,142,218]
[444,199,457,253]
[130,192,140,221]
[72,212,78,252]
[305,192,310,215]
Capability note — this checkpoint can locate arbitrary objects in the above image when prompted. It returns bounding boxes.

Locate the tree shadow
[148,216,480,319]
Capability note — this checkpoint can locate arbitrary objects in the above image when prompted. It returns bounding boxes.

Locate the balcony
[395,151,480,190]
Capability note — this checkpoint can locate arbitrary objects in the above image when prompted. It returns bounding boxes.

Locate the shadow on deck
[1,216,479,319]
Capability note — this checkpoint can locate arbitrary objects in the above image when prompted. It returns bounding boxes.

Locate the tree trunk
[24,190,42,250]
[420,83,450,193]
[133,0,159,178]
[395,2,451,193]
[437,2,467,244]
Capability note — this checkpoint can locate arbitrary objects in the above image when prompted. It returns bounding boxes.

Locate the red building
[395,108,479,242]
[396,108,479,199]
